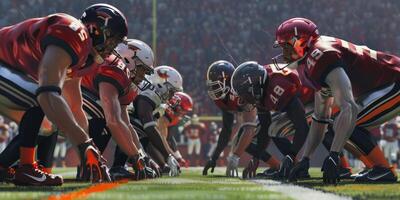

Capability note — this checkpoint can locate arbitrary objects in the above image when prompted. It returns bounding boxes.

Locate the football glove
[242,158,259,179]
[279,155,294,180]
[288,157,310,182]
[77,139,111,183]
[167,154,180,177]
[144,156,161,178]
[322,151,340,184]
[202,159,216,176]
[226,154,240,177]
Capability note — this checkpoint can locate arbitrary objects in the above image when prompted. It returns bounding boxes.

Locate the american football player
[0,3,127,185]
[274,17,399,183]
[231,61,311,179]
[110,66,183,177]
[202,60,286,177]
[154,92,193,168]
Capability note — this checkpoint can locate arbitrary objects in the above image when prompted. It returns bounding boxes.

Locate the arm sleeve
[136,98,170,158]
[284,96,309,157]
[211,111,234,161]
[255,109,272,158]
[167,133,178,152]
[325,67,359,152]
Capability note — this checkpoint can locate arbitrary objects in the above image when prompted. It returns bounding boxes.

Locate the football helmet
[206,60,235,100]
[231,61,267,105]
[81,3,128,58]
[146,66,183,102]
[168,92,193,115]
[272,17,319,70]
[115,39,154,85]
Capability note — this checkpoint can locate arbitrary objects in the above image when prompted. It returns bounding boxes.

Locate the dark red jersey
[214,93,250,113]
[258,65,303,111]
[81,56,138,105]
[0,13,92,80]
[303,35,400,97]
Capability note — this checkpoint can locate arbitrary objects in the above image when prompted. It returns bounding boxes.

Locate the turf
[296,168,400,200]
[0,168,288,200]
[1,167,400,200]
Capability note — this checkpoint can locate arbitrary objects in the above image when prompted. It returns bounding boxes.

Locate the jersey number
[270,85,285,104]
[69,22,88,42]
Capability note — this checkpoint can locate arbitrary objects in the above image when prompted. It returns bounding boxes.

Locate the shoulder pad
[139,87,162,107]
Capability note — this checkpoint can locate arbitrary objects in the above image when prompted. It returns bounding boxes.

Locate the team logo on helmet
[157,69,170,80]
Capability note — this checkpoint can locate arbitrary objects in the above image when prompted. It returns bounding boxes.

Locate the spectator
[183,114,206,166]
[380,117,400,166]
[0,116,9,153]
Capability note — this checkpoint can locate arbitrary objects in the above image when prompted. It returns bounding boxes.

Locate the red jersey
[259,65,305,111]
[0,13,92,80]
[183,123,206,140]
[214,93,250,113]
[303,36,400,97]
[81,56,138,105]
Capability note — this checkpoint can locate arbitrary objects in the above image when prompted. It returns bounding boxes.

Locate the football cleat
[339,167,352,179]
[0,167,16,183]
[354,166,397,183]
[109,166,135,180]
[14,164,63,186]
[350,168,370,179]
[256,168,280,179]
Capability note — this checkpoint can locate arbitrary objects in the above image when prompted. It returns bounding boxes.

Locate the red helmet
[168,92,193,115]
[272,18,319,69]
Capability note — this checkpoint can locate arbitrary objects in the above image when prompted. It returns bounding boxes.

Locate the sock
[266,156,280,170]
[340,154,351,169]
[20,147,35,165]
[367,146,390,168]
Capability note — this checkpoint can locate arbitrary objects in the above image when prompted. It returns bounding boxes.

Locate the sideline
[47,179,128,200]
[252,179,351,200]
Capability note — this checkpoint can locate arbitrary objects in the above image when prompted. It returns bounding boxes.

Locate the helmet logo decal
[157,69,170,80]
[128,44,140,51]
[96,11,112,26]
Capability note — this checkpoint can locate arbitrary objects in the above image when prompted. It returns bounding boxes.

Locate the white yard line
[252,179,351,200]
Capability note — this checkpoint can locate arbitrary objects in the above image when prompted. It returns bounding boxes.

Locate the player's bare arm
[99,82,139,157]
[62,77,89,132]
[231,109,257,156]
[37,45,89,145]
[121,105,143,150]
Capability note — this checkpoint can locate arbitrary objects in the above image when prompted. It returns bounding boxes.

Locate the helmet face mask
[206,79,230,100]
[206,60,235,100]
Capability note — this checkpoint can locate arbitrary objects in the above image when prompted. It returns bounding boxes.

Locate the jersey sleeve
[94,64,131,96]
[309,50,343,88]
[40,16,91,67]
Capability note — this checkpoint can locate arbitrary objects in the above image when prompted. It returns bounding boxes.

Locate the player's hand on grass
[288,157,310,182]
[202,159,216,176]
[279,155,294,180]
[78,139,111,183]
[131,154,148,180]
[226,154,240,177]
[322,152,340,184]
[145,156,162,178]
[167,154,181,177]
[242,158,259,179]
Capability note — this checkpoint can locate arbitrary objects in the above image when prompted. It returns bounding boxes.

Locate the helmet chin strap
[91,47,104,64]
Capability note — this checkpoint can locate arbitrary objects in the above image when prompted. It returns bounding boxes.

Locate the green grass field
[0,167,399,200]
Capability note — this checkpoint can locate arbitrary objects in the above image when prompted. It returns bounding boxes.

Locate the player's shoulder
[139,84,162,107]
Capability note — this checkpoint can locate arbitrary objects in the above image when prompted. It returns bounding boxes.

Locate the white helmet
[114,39,155,85]
[146,66,183,102]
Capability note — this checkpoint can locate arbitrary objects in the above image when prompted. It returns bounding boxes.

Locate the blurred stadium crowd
[0,0,399,166]
[1,0,399,116]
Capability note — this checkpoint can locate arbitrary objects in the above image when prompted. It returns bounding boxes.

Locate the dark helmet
[206,60,235,100]
[81,3,128,56]
[231,61,268,105]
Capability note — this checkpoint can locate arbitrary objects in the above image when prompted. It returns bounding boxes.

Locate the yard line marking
[47,179,128,200]
[252,179,351,200]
